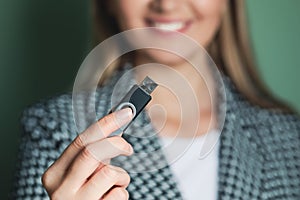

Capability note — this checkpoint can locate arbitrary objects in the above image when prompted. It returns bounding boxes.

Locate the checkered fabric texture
[11,68,300,199]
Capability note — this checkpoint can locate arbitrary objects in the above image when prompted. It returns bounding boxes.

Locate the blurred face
[108,0,227,65]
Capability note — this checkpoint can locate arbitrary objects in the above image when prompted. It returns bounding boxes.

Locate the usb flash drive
[109,76,158,136]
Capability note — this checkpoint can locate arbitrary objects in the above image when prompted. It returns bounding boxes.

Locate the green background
[0,0,299,198]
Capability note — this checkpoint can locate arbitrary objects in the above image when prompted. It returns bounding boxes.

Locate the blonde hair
[92,0,292,112]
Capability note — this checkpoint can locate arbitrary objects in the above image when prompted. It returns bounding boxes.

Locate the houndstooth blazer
[12,68,300,200]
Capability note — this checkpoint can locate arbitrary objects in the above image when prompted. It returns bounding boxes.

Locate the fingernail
[115,108,133,121]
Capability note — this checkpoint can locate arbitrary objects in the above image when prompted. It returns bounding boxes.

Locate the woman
[12,0,300,199]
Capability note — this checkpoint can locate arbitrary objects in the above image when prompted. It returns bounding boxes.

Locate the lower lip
[146,20,192,35]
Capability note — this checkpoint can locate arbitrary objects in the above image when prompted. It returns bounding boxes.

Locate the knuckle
[51,189,66,200]
[73,135,86,149]
[99,113,120,131]
[81,146,97,161]
[99,114,112,126]
[113,188,129,200]
[108,137,130,153]
[41,169,54,189]
[115,167,131,186]
[88,177,102,191]
[117,140,129,152]
[108,166,131,186]
[124,172,131,186]
[50,190,60,200]
[101,165,119,180]
[50,187,75,200]
[41,171,49,187]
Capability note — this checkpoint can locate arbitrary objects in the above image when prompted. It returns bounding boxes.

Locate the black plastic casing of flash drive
[109,76,158,136]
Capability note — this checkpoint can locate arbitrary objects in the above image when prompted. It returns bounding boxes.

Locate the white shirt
[159,130,220,200]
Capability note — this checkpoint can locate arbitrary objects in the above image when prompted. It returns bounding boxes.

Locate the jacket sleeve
[11,98,76,200]
[11,106,51,199]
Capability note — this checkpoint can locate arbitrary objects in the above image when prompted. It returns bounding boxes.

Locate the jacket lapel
[217,81,263,200]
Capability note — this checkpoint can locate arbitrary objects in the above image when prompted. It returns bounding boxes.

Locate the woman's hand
[42,108,134,200]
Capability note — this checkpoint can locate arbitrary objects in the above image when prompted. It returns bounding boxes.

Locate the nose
[150,0,179,13]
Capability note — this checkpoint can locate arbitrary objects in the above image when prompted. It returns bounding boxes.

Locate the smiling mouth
[146,19,191,32]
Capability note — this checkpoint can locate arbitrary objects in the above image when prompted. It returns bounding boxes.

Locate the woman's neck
[133,52,217,138]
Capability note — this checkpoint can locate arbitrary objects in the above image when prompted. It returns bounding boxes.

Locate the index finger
[44,108,133,184]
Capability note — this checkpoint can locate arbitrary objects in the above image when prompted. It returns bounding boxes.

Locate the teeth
[153,22,185,31]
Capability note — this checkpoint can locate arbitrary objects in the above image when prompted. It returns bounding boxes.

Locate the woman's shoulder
[241,102,300,137]
[20,92,77,141]
[224,77,300,153]
[252,107,300,146]
[224,76,300,135]
[231,92,300,155]
[21,92,72,122]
